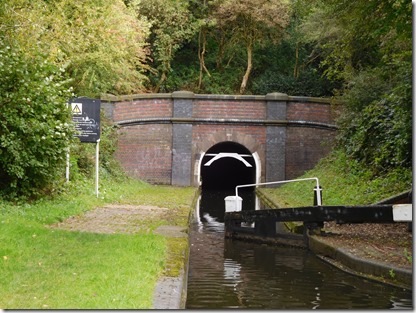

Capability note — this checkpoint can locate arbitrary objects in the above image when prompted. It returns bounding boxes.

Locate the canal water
[186,189,413,309]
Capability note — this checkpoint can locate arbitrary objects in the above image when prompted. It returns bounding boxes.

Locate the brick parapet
[112,98,172,122]
[287,101,336,124]
[193,99,266,120]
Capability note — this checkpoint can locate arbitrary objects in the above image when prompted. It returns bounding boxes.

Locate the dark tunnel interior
[200,141,256,190]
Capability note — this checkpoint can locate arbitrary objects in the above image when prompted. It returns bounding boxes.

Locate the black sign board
[70,97,101,143]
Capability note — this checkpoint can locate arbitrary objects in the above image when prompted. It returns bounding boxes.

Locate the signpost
[68,97,101,197]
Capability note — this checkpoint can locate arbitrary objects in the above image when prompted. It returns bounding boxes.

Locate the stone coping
[101,92,341,105]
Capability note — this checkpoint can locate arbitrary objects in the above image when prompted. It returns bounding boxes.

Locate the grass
[0,177,196,309]
[259,149,412,207]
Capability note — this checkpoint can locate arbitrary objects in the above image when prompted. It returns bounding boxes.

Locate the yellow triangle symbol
[72,104,81,114]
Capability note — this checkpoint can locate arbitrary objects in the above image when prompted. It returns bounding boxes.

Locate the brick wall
[113,98,172,122]
[193,99,266,119]
[116,124,172,184]
[287,101,334,123]
[286,127,334,179]
[102,93,340,185]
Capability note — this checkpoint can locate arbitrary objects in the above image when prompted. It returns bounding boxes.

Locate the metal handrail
[235,177,322,206]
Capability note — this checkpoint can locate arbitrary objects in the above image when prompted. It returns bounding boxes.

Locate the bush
[0,42,74,200]
[70,111,125,180]
[251,68,339,97]
[337,55,412,175]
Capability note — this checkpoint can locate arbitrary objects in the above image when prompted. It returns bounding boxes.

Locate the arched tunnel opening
[198,142,257,223]
[201,141,256,190]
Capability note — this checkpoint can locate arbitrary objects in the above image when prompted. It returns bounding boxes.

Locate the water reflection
[186,189,413,309]
[197,188,257,223]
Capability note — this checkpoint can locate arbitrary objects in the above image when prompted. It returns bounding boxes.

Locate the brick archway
[193,131,263,186]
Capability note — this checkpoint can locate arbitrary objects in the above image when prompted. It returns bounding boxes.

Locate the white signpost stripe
[392,204,412,222]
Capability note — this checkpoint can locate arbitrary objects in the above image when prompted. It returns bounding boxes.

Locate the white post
[225,196,242,212]
[66,148,70,183]
[314,182,322,206]
[96,139,100,198]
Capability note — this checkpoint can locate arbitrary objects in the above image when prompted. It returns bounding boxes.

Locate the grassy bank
[260,150,412,207]
[0,177,195,309]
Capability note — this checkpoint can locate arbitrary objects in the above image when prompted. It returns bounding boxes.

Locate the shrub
[0,41,74,200]
[70,111,125,180]
[337,54,412,175]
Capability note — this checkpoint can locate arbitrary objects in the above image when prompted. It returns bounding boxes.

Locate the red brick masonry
[101,92,341,185]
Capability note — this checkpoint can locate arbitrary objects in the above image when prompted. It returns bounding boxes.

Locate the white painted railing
[225,177,322,213]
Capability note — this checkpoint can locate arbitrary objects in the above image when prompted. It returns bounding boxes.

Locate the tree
[0,42,74,199]
[213,0,291,94]
[300,0,412,82]
[300,0,412,174]
[133,0,200,92]
[1,0,150,97]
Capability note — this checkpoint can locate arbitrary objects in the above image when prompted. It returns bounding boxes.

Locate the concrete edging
[152,190,200,309]
[152,239,190,309]
[308,234,412,289]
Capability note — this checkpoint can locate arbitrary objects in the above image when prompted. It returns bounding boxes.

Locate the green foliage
[0,0,411,200]
[260,149,412,208]
[70,111,125,180]
[0,42,74,200]
[403,248,412,264]
[299,0,412,174]
[252,65,339,97]
[1,0,150,97]
[167,48,243,94]
[337,53,412,174]
[133,0,200,92]
[389,269,396,279]
[212,0,292,93]
[166,1,340,96]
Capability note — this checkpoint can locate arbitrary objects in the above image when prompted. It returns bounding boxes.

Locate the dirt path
[50,204,189,309]
[321,222,412,270]
[50,204,186,237]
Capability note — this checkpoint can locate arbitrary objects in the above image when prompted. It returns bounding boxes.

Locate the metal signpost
[68,97,101,197]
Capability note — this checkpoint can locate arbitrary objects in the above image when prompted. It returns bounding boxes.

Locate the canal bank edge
[307,233,412,290]
[152,186,411,309]
[256,189,412,290]
[152,189,200,309]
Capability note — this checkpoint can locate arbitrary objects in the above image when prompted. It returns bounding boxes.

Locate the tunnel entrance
[200,142,256,190]
[197,142,257,223]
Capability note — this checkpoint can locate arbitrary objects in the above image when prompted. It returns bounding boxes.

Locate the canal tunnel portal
[198,141,259,223]
[103,92,339,186]
[200,142,257,190]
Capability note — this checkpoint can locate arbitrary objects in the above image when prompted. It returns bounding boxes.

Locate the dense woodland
[0,0,412,199]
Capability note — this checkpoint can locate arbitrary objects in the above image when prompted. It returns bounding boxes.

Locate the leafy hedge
[0,42,74,199]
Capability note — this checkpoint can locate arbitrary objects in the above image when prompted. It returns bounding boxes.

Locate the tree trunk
[216,31,226,71]
[198,27,211,89]
[154,45,172,93]
[294,42,299,78]
[153,72,166,93]
[240,40,253,94]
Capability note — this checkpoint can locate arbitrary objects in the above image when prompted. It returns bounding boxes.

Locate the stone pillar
[100,101,114,120]
[171,91,194,186]
[265,92,288,182]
